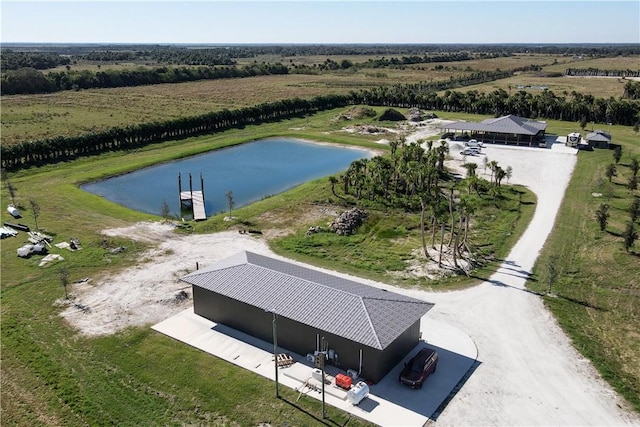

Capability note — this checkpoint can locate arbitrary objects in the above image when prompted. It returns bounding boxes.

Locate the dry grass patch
[455,73,631,98]
[544,55,640,73]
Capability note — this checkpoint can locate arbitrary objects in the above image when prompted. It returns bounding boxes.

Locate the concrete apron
[152,308,477,426]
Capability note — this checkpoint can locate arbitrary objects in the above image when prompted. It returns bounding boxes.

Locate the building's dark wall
[192,286,421,383]
[368,320,421,382]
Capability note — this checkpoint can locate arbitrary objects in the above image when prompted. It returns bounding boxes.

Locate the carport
[441,114,547,147]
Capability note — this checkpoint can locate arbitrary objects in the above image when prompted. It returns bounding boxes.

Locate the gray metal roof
[182,251,434,350]
[442,115,547,136]
[586,130,611,142]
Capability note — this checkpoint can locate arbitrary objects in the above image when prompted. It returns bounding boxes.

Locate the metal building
[181,251,434,383]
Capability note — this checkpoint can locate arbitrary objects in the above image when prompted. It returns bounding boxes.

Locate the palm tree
[495,167,507,186]
[436,140,448,173]
[488,160,499,184]
[462,162,477,178]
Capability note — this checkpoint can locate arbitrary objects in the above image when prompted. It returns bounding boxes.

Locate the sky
[1,1,639,45]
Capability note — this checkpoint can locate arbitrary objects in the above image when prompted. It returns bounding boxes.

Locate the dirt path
[61,139,639,425]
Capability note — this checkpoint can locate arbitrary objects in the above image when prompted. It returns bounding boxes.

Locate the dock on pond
[178,172,207,221]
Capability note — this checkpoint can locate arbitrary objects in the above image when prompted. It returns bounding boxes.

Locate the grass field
[455,72,634,99]
[4,54,632,145]
[528,122,640,411]
[543,55,640,73]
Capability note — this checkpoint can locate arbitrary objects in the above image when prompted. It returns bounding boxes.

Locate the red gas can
[335,373,352,390]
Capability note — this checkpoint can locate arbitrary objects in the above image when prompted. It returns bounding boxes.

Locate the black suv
[399,347,438,389]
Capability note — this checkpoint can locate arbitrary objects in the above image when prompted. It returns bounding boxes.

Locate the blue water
[82,138,371,217]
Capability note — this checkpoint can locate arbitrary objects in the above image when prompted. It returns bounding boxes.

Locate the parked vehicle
[460,147,480,155]
[465,139,483,148]
[399,347,438,389]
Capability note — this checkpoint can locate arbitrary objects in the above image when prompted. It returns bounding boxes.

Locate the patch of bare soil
[60,226,272,336]
[391,246,473,280]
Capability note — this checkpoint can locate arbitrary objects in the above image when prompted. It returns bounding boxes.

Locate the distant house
[181,251,434,383]
[585,130,611,149]
[440,114,548,147]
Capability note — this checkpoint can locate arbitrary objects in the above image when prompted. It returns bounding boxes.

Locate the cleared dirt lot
[61,136,639,425]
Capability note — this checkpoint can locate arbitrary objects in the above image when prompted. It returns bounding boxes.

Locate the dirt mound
[333,106,377,121]
[378,108,405,122]
[407,108,438,122]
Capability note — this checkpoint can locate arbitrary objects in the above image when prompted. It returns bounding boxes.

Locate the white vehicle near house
[465,139,483,148]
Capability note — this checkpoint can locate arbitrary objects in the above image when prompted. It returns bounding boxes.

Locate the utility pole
[321,336,327,418]
[266,309,279,398]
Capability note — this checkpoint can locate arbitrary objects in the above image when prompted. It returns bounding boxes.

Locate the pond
[82,138,373,218]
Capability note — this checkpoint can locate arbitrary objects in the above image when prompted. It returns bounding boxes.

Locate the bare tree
[59,267,70,299]
[225,190,235,215]
[438,224,445,268]
[419,196,431,261]
[2,169,17,205]
[160,199,171,221]
[546,255,559,295]
[29,199,40,231]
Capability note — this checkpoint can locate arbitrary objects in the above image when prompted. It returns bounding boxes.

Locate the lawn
[1,108,538,424]
[528,123,640,411]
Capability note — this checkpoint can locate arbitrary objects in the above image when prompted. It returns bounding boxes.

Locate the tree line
[0,50,71,72]
[565,68,640,78]
[352,85,640,125]
[0,95,351,169]
[5,43,639,59]
[596,150,640,252]
[1,58,511,95]
[1,49,510,95]
[0,63,289,94]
